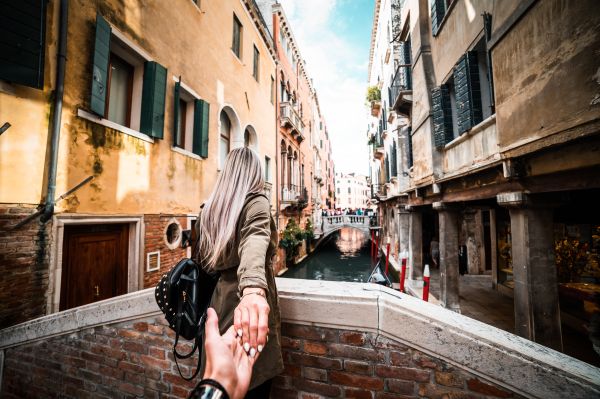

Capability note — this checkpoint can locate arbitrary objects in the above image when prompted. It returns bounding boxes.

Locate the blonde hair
[197,147,265,270]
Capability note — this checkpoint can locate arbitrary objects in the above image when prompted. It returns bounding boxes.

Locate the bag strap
[172,299,205,380]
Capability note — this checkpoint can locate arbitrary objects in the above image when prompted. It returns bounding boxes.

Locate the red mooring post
[370,231,375,263]
[375,233,380,261]
[400,257,407,292]
[385,239,391,275]
[423,264,430,302]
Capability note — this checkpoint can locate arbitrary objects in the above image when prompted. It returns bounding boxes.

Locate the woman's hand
[203,308,255,399]
[234,288,270,358]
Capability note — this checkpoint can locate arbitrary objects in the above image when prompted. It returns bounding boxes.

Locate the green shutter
[391,141,398,177]
[193,99,209,158]
[140,61,167,139]
[431,85,453,148]
[90,14,111,116]
[454,51,483,134]
[431,0,446,37]
[385,155,390,183]
[173,80,180,146]
[0,1,47,89]
[407,127,413,168]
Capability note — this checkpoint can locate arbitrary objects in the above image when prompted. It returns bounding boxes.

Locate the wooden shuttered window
[90,15,111,116]
[385,155,390,183]
[173,80,180,146]
[430,0,446,37]
[140,61,167,139]
[454,51,483,134]
[0,0,48,89]
[193,99,209,158]
[431,85,453,148]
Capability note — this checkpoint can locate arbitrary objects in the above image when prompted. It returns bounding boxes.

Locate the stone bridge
[1,280,598,398]
[320,215,372,238]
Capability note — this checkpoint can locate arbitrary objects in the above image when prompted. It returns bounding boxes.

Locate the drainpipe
[41,0,68,223]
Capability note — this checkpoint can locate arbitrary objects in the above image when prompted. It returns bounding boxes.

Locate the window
[0,1,47,88]
[348,187,351,194]
[265,156,271,182]
[431,0,456,36]
[253,45,260,81]
[337,188,340,194]
[173,80,210,158]
[232,15,243,59]
[219,111,231,169]
[270,76,275,104]
[106,54,134,127]
[90,15,167,139]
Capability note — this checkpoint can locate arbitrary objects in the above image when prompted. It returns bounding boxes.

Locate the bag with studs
[155,257,219,380]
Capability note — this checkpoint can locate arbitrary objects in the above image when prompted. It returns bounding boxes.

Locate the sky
[279,0,374,176]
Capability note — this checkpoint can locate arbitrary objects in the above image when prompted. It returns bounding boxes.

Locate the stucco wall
[0,0,278,214]
[492,0,600,151]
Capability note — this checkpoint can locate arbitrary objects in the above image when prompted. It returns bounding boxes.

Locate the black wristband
[188,378,230,399]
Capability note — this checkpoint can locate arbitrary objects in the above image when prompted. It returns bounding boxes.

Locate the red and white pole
[370,231,374,263]
[423,264,430,302]
[375,232,380,261]
[400,256,407,293]
[385,236,390,275]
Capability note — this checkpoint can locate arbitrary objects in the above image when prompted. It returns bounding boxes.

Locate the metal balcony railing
[281,184,300,202]
[370,184,387,199]
[389,65,412,108]
[280,102,304,140]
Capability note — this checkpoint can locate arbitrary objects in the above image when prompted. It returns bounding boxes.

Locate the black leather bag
[155,256,219,380]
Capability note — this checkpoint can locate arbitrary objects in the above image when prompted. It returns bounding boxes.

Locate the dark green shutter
[90,14,111,116]
[431,85,453,148]
[454,51,482,134]
[391,141,398,177]
[431,0,446,37]
[407,127,413,168]
[173,80,180,146]
[193,99,209,158]
[140,61,167,139]
[0,0,47,89]
[385,155,390,183]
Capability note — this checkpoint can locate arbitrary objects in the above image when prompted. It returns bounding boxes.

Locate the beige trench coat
[196,194,284,389]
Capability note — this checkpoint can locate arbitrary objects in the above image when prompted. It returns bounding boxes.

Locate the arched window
[219,111,231,169]
[244,129,250,147]
[281,140,287,187]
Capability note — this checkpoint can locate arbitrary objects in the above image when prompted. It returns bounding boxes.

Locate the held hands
[234,288,270,359]
[203,308,255,399]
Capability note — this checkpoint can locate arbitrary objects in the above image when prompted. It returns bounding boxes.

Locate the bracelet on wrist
[241,290,266,299]
[189,378,230,399]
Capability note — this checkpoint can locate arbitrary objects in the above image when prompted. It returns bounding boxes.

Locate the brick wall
[1,317,519,398]
[143,215,189,289]
[0,206,51,328]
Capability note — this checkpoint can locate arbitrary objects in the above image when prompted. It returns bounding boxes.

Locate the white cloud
[280,0,370,175]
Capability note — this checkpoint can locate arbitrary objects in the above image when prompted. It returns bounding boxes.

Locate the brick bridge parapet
[0,280,599,398]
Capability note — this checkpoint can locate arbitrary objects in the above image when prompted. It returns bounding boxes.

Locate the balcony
[374,144,385,160]
[370,100,381,117]
[280,102,305,143]
[281,184,308,211]
[370,183,387,200]
[389,65,412,116]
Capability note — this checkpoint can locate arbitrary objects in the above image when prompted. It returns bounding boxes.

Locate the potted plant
[279,219,304,265]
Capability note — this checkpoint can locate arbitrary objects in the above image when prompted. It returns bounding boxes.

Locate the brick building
[368,0,600,355]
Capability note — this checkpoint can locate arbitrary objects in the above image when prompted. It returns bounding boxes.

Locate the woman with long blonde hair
[195,147,283,398]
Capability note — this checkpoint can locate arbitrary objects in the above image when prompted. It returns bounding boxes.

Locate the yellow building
[0,0,277,327]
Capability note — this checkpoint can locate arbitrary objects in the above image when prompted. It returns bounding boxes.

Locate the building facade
[335,173,370,210]
[0,0,279,327]
[258,0,335,268]
[368,0,600,353]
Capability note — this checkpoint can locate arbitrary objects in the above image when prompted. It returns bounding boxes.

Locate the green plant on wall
[304,218,315,241]
[279,219,304,261]
[366,86,381,103]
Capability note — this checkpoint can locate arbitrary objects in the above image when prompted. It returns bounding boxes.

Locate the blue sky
[279,0,374,175]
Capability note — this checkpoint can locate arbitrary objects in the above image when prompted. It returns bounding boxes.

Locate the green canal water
[281,227,375,282]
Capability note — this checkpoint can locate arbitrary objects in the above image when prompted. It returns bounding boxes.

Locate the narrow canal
[282,227,373,282]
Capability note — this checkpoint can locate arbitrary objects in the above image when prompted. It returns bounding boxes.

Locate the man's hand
[203,308,255,399]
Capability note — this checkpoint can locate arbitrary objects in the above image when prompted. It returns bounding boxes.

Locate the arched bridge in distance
[315,215,372,246]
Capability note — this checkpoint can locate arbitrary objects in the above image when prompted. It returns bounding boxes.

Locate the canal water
[282,227,374,282]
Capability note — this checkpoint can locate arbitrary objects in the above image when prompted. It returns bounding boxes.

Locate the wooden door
[60,224,129,311]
